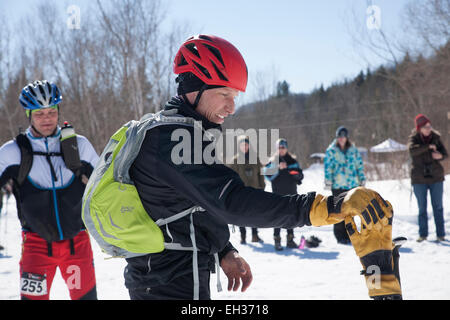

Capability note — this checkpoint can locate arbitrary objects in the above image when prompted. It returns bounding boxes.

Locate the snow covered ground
[1,163,449,300]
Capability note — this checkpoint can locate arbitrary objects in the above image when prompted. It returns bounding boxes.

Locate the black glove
[305,236,321,248]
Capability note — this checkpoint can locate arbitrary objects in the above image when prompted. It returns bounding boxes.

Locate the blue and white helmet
[19,80,62,110]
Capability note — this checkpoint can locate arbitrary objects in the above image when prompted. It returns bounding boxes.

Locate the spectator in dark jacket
[228,135,265,244]
[408,114,448,242]
[263,138,303,250]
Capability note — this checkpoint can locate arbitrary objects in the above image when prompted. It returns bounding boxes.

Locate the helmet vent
[28,86,36,96]
[54,87,60,99]
[193,61,211,79]
[46,81,52,93]
[185,43,200,58]
[38,85,45,96]
[22,95,33,104]
[199,35,212,41]
[204,44,224,66]
[211,60,228,81]
[178,54,188,67]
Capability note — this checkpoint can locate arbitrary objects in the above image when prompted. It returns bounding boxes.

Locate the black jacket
[264,153,303,195]
[125,97,315,289]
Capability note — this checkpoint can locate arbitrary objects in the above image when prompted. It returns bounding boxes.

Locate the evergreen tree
[276,80,290,97]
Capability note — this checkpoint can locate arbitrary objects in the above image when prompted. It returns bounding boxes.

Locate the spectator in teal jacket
[324,126,366,244]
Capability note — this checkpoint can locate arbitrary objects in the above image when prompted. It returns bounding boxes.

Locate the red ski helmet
[173,35,248,92]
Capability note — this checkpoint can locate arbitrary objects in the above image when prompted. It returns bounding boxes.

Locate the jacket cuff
[304,192,317,226]
[218,241,238,262]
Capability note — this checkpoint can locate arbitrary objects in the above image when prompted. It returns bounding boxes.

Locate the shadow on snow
[246,242,340,260]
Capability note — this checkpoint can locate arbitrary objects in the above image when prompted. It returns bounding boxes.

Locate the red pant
[19,230,97,300]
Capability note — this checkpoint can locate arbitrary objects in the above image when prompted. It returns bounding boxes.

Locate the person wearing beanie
[336,126,349,139]
[408,114,448,242]
[227,135,265,244]
[324,126,366,244]
[263,138,304,251]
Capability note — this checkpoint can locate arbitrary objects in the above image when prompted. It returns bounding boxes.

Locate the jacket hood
[328,139,354,151]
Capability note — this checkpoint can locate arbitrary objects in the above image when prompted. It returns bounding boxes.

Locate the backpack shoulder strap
[113,110,196,185]
[15,133,33,186]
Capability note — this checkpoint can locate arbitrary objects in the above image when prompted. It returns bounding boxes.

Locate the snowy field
[1,163,449,300]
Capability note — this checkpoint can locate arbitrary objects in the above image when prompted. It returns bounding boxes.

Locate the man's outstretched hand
[344,197,403,300]
[308,187,401,299]
[220,250,253,292]
[309,187,393,229]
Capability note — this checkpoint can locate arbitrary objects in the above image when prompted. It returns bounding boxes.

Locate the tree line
[0,0,187,151]
[225,0,450,179]
[225,42,450,178]
[0,0,448,180]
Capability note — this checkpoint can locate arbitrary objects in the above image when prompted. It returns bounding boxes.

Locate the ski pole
[2,194,8,256]
[0,193,5,255]
[0,193,3,253]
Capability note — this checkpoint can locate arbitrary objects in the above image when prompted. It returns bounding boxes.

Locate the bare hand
[3,181,13,195]
[429,144,437,151]
[432,152,443,160]
[279,162,287,170]
[220,251,253,292]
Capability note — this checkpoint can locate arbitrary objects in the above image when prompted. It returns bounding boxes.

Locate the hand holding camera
[432,151,443,160]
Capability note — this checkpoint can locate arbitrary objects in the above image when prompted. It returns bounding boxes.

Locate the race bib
[20,272,48,296]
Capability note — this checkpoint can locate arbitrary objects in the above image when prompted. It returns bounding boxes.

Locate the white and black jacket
[0,127,99,242]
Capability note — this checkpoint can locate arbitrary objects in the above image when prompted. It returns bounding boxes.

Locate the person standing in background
[408,114,448,242]
[263,138,303,251]
[228,135,265,244]
[324,126,366,244]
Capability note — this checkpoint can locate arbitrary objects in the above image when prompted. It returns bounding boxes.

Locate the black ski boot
[251,234,263,243]
[286,234,298,249]
[274,236,283,251]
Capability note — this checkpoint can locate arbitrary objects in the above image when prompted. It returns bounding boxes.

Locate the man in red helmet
[124,35,401,300]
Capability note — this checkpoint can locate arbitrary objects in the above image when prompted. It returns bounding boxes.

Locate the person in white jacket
[0,80,99,300]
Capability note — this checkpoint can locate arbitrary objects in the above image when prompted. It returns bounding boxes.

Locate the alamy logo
[366,5,381,30]
[170,122,280,175]
[365,265,381,289]
[66,265,81,290]
[67,5,81,30]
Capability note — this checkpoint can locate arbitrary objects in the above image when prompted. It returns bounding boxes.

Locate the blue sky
[0,0,411,102]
